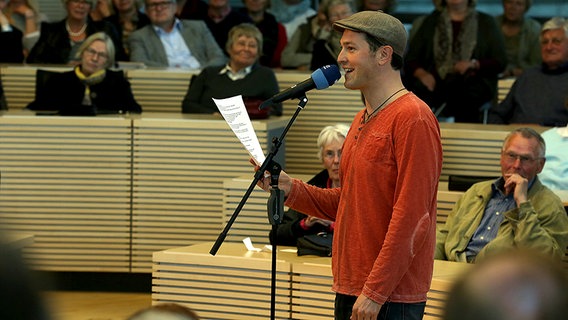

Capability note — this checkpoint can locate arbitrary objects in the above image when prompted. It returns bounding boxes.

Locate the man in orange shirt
[256,10,443,320]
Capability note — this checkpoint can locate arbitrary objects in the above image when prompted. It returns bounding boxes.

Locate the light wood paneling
[0,116,132,272]
[126,69,198,113]
[152,243,471,320]
[436,191,464,226]
[130,115,288,272]
[152,243,292,319]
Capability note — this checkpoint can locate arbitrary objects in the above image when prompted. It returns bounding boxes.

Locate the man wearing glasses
[128,0,225,68]
[436,127,568,263]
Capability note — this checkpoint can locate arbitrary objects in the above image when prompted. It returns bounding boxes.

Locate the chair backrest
[0,74,6,110]
[448,175,498,192]
[26,69,63,110]
[436,190,464,226]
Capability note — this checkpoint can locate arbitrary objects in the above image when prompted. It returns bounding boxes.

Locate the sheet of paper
[213,95,266,165]
[242,237,272,252]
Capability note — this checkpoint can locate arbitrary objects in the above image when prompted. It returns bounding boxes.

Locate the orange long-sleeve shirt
[285,92,443,304]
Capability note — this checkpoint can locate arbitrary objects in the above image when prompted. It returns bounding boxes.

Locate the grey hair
[226,23,263,57]
[317,124,350,161]
[541,17,568,39]
[502,127,546,159]
[75,32,115,68]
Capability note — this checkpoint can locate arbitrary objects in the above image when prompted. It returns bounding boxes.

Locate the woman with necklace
[27,0,126,65]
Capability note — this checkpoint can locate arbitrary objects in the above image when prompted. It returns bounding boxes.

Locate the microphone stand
[210,95,309,320]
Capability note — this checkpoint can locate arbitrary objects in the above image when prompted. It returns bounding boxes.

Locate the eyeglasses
[69,0,93,6]
[84,47,109,60]
[146,1,174,11]
[502,151,541,165]
[323,150,342,160]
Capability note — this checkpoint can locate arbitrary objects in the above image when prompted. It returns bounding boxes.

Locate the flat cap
[333,10,407,57]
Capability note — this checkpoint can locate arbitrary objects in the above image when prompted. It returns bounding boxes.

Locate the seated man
[489,17,568,126]
[128,0,226,68]
[436,127,568,263]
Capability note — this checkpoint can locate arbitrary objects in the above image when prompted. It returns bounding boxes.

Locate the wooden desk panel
[153,243,471,320]
[130,115,288,272]
[0,115,132,271]
[125,69,198,113]
[153,243,292,320]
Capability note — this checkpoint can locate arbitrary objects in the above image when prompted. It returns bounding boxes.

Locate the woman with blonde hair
[27,32,140,115]
[27,0,126,64]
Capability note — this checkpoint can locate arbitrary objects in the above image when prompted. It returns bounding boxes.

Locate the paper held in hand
[213,95,266,166]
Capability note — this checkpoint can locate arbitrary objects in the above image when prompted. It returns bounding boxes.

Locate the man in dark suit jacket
[128,0,226,68]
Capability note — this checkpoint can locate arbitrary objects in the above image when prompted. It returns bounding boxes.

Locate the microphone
[259,64,341,110]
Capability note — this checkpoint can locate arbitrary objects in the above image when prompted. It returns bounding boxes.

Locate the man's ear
[376,45,393,66]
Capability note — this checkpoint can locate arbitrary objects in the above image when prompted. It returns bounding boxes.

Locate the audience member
[405,0,507,123]
[104,0,150,57]
[0,0,46,54]
[27,0,126,65]
[408,0,439,43]
[0,0,25,62]
[280,14,325,70]
[268,0,316,39]
[270,123,349,246]
[180,0,252,56]
[255,11,442,319]
[176,0,207,18]
[310,0,354,70]
[127,302,200,320]
[489,17,568,126]
[444,248,568,320]
[239,0,284,67]
[0,239,52,320]
[355,0,396,13]
[128,0,225,68]
[89,0,113,21]
[181,23,281,117]
[436,127,568,263]
[27,32,141,115]
[538,125,568,190]
[496,0,541,78]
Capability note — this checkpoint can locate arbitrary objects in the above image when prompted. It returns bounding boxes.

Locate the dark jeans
[335,293,426,320]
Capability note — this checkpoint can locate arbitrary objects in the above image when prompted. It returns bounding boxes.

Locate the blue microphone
[259,65,341,110]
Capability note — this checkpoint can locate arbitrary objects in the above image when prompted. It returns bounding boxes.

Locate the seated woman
[310,0,354,71]
[26,32,141,115]
[26,0,126,65]
[0,0,24,63]
[1,0,47,56]
[270,123,349,247]
[104,0,150,58]
[181,23,282,118]
[405,0,507,123]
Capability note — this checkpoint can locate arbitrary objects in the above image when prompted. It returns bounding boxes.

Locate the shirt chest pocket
[359,133,393,164]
